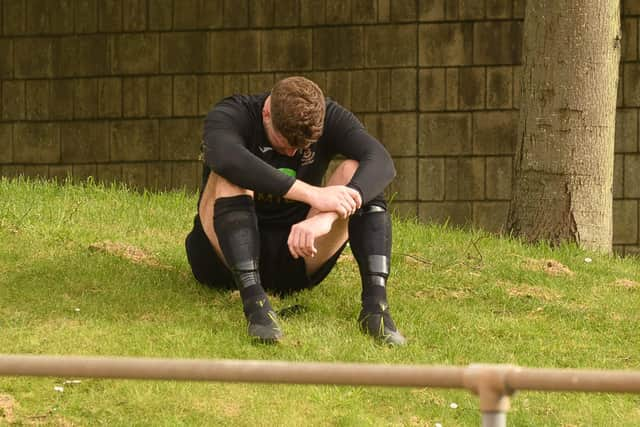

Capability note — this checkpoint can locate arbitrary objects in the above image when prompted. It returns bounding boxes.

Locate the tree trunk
[507,0,621,252]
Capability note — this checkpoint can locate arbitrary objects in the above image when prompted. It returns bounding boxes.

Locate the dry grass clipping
[523,258,574,276]
[612,279,640,289]
[0,394,16,424]
[88,240,169,269]
[499,280,563,301]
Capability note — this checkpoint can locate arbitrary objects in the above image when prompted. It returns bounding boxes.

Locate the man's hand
[285,181,362,218]
[287,213,337,259]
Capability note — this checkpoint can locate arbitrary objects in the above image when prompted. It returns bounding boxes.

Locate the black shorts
[185,215,345,295]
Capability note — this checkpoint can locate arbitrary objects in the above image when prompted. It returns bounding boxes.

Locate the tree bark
[507,0,621,252]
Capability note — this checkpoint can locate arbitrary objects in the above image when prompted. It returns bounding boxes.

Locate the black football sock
[214,195,281,340]
[348,197,405,345]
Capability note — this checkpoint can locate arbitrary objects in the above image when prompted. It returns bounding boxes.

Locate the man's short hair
[270,76,325,149]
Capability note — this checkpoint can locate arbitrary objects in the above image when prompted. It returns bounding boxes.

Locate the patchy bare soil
[499,281,563,301]
[88,241,169,269]
[0,394,16,423]
[522,258,574,276]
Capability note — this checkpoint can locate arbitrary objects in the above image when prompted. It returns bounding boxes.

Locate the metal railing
[1,355,640,426]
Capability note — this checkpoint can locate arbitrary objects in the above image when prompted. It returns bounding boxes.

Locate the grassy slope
[1,178,639,426]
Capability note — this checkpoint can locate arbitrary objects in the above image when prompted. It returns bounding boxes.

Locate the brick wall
[0,0,638,253]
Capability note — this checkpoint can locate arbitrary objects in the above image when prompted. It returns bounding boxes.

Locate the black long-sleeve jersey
[201,93,396,227]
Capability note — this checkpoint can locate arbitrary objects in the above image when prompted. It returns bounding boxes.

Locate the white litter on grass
[63,380,81,385]
[450,402,458,409]
[74,308,80,312]
[54,386,64,392]
[435,423,443,427]
[584,257,592,263]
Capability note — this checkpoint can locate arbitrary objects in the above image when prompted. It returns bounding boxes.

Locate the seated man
[185,76,405,345]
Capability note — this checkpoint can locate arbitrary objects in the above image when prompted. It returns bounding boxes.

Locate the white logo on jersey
[301,148,315,166]
[258,146,273,153]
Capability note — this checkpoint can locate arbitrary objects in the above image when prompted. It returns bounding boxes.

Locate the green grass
[1,177,640,426]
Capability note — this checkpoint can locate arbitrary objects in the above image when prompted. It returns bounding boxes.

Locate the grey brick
[390,68,416,111]
[419,23,473,66]
[198,75,224,115]
[71,164,97,183]
[365,25,416,67]
[352,0,376,23]
[513,65,522,107]
[418,0,444,21]
[172,161,199,190]
[618,63,624,108]
[210,31,260,72]
[173,75,198,117]
[487,66,513,109]
[251,0,274,27]
[149,0,172,30]
[223,0,248,28]
[160,118,204,161]
[161,32,208,73]
[99,0,122,31]
[274,0,299,26]
[419,68,445,111]
[391,0,416,22]
[23,165,49,179]
[486,156,512,199]
[364,113,416,156]
[513,0,525,18]
[473,201,508,233]
[50,80,74,119]
[25,80,49,120]
[98,78,122,118]
[249,74,275,95]
[122,163,147,190]
[378,0,390,22]
[3,0,26,35]
[418,157,445,200]
[418,201,472,227]
[613,200,638,244]
[445,68,458,110]
[73,78,98,119]
[173,0,200,29]
[419,113,472,155]
[223,74,248,97]
[14,123,59,163]
[262,29,312,71]
[27,0,74,34]
[326,0,351,23]
[314,27,364,70]
[459,0,483,19]
[390,201,418,219]
[111,34,159,75]
[149,76,173,117]
[614,154,624,199]
[60,121,110,163]
[147,162,172,191]
[386,158,416,200]
[1,165,25,178]
[97,163,122,184]
[351,70,377,112]
[624,0,640,15]
[444,0,458,20]
[616,108,638,153]
[0,124,13,163]
[110,120,159,161]
[76,0,98,33]
[486,0,511,19]
[474,21,523,65]
[473,111,517,155]
[0,40,13,78]
[624,154,640,198]
[2,80,25,120]
[54,35,109,77]
[377,69,390,111]
[622,18,638,61]
[123,77,147,118]
[325,71,351,109]
[459,67,485,110]
[123,0,146,31]
[14,38,53,78]
[624,63,640,107]
[300,0,325,25]
[444,157,484,200]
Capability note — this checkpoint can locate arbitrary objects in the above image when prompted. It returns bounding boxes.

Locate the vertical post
[463,364,514,427]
